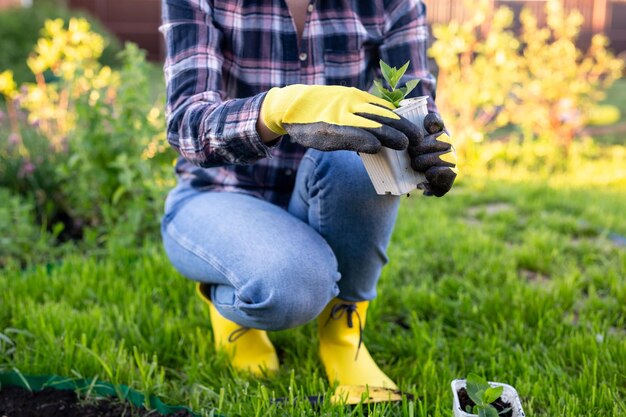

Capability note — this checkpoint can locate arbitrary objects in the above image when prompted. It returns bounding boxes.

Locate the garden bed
[0,372,197,417]
[0,386,193,417]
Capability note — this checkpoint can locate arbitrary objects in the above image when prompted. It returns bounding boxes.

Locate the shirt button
[299,52,308,62]
[285,169,293,176]
[307,4,314,12]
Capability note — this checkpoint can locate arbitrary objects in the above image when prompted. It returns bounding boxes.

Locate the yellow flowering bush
[508,2,624,151]
[430,0,624,167]
[17,18,118,150]
[0,18,171,250]
[429,0,521,157]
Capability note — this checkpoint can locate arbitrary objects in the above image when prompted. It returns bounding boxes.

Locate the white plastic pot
[359,96,429,195]
[451,379,525,417]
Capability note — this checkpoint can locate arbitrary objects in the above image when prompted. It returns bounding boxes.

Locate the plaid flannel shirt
[161,0,438,207]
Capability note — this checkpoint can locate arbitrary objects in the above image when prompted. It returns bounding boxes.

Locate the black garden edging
[0,371,200,417]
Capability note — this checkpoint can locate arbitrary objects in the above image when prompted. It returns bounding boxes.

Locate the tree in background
[430,0,624,165]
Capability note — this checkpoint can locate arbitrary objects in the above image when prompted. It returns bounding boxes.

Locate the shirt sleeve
[160,0,273,168]
[380,0,439,113]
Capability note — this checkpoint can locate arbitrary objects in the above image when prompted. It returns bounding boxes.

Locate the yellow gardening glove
[261,85,419,153]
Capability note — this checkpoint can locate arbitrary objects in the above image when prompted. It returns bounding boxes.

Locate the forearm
[162,0,278,167]
[166,92,274,167]
[256,99,282,144]
[160,0,280,167]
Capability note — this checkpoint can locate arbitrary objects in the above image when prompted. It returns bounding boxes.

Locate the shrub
[0,2,121,85]
[429,1,521,156]
[0,117,69,234]
[429,0,624,167]
[0,188,65,268]
[508,3,624,150]
[0,18,172,256]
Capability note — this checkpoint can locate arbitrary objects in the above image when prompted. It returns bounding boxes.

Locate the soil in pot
[0,386,195,417]
[457,387,513,417]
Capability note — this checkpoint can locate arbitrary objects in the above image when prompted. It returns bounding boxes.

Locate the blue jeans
[161,149,400,331]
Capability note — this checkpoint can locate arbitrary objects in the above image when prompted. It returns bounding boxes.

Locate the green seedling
[465,373,512,417]
[373,60,420,108]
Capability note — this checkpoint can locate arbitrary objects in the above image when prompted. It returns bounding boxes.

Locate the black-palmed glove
[408,113,458,197]
[261,85,420,153]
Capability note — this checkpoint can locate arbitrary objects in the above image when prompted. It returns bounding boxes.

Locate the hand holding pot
[260,85,420,153]
[408,113,457,197]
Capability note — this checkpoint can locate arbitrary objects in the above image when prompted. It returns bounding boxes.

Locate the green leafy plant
[464,373,511,417]
[0,18,171,258]
[373,60,419,108]
[0,187,67,268]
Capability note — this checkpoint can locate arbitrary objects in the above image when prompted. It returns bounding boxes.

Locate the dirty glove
[408,113,457,197]
[261,85,419,153]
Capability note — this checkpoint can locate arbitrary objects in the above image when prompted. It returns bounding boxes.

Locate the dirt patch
[463,216,483,227]
[0,386,194,417]
[457,387,513,417]
[583,121,626,137]
[520,268,550,283]
[467,203,514,217]
[608,233,626,247]
[465,202,515,227]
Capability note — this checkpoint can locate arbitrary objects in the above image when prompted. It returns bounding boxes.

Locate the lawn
[1,174,625,416]
[592,78,626,145]
[603,78,626,118]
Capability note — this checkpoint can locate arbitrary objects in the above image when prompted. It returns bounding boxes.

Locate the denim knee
[232,265,340,331]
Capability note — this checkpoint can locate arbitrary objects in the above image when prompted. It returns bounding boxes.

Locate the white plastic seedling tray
[359,96,429,195]
[451,379,525,417]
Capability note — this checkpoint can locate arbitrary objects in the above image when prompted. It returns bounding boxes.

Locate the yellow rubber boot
[318,298,397,389]
[197,284,279,375]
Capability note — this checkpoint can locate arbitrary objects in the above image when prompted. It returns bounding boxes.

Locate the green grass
[603,79,626,116]
[593,78,626,145]
[1,177,625,416]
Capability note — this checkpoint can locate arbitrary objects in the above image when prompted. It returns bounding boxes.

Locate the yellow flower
[0,70,17,99]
